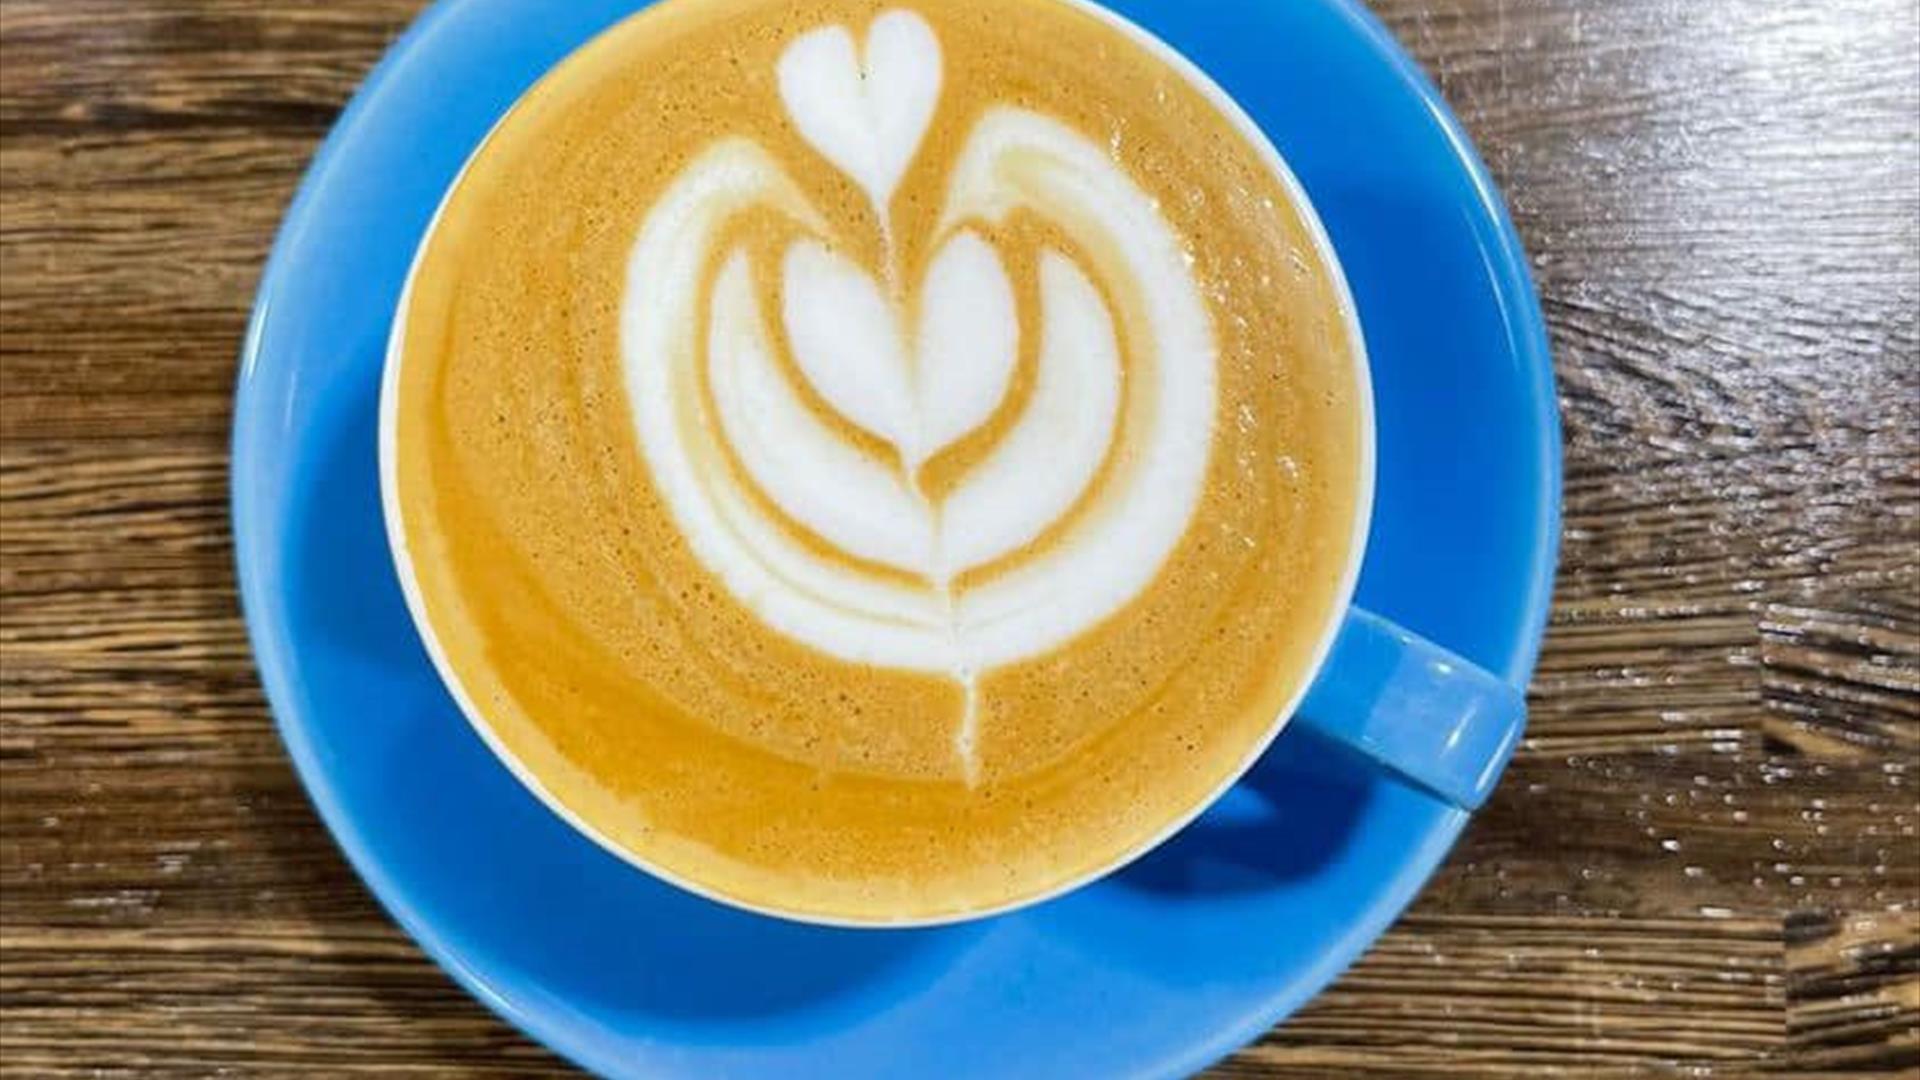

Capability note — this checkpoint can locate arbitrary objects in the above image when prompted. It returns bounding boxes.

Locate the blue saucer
[231,0,1559,1074]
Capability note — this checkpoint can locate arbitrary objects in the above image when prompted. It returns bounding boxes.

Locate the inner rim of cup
[375,0,1377,928]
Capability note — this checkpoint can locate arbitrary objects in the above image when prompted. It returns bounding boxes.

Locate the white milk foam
[621,9,1216,776]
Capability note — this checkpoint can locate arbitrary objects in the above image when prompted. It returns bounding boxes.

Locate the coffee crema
[386,0,1365,923]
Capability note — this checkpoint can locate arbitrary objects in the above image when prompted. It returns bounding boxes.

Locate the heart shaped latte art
[782,231,1019,470]
[621,9,1216,778]
[776,10,941,211]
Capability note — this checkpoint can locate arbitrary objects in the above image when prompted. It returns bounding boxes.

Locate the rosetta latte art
[621,8,1217,778]
[390,0,1366,918]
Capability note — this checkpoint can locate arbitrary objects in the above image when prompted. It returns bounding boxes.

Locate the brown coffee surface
[390,0,1363,922]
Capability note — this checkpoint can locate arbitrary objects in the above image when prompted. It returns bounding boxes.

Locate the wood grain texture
[2,0,1916,1075]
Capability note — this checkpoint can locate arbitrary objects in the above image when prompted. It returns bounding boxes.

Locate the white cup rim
[378,0,1376,929]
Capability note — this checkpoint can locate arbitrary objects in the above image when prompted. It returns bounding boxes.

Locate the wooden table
[3,0,1916,1074]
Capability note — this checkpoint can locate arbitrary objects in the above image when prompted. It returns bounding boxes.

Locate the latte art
[624,10,1215,776]
[387,0,1365,922]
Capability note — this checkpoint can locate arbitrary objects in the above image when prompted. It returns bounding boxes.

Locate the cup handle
[1294,607,1526,810]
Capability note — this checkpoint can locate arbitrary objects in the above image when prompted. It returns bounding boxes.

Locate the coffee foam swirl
[621,9,1216,776]
[389,0,1368,921]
